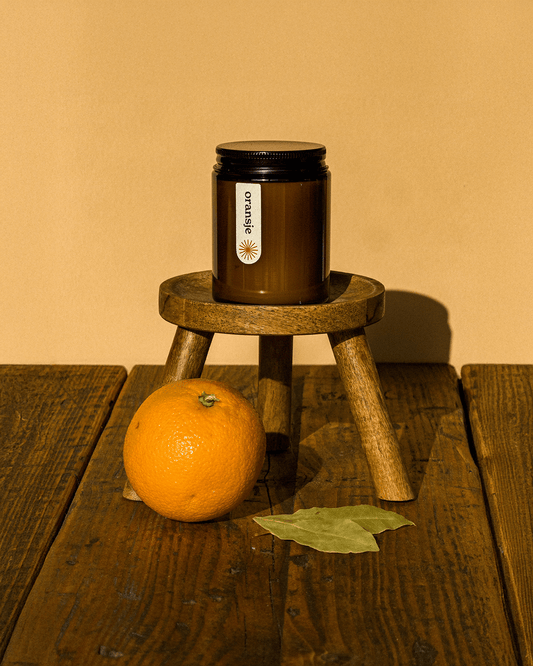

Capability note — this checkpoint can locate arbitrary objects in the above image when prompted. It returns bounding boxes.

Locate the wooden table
[1,363,532,665]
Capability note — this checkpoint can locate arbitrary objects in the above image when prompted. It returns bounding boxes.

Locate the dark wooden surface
[0,365,127,660]
[462,365,533,666]
[0,363,531,665]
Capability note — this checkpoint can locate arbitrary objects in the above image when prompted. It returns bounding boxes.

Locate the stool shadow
[287,292,453,499]
[366,290,451,363]
[212,445,321,521]
[211,291,453,513]
[365,293,453,497]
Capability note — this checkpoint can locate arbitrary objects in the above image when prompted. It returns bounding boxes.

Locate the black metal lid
[214,141,328,180]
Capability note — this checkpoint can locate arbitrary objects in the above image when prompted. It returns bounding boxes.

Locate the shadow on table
[211,444,321,521]
[289,291,454,500]
[366,291,455,496]
[220,292,453,517]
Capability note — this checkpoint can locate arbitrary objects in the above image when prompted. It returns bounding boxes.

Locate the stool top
[159,271,385,336]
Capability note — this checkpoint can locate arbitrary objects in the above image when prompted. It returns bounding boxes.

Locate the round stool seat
[159,270,385,335]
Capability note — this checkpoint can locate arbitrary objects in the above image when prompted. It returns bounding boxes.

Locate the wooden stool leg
[162,326,214,386]
[328,328,415,501]
[258,335,293,452]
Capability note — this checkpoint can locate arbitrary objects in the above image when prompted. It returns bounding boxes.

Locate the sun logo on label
[238,240,259,262]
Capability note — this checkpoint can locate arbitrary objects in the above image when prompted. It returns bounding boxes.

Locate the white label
[236,183,261,264]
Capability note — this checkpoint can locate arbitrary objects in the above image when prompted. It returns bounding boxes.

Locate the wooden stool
[157,270,415,502]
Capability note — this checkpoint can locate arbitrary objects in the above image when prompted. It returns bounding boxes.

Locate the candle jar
[212,141,330,305]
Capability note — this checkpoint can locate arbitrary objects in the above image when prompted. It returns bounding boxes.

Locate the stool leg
[162,326,214,386]
[258,335,293,452]
[328,328,415,501]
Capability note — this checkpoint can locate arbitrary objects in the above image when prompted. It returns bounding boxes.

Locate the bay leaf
[254,505,414,554]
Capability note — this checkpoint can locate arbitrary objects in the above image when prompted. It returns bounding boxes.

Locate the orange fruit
[123,378,266,522]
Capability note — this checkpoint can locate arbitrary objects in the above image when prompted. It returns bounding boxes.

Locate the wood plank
[276,364,519,665]
[0,365,127,661]
[462,364,533,666]
[2,365,299,666]
[2,365,518,665]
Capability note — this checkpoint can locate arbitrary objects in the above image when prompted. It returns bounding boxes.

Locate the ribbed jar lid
[214,141,327,180]
[216,140,325,159]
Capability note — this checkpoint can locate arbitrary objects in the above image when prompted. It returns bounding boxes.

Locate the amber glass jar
[212,141,330,305]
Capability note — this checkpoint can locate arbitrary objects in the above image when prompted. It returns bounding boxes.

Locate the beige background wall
[2,1,532,372]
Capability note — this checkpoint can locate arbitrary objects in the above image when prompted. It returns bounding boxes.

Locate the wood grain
[162,325,214,386]
[278,364,519,665]
[0,365,126,661]
[462,364,533,666]
[329,328,415,501]
[3,366,299,666]
[159,270,385,336]
[2,365,518,665]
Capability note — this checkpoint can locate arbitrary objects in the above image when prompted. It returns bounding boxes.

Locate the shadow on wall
[365,291,451,363]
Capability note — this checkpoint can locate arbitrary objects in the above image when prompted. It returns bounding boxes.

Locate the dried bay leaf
[254,505,414,554]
